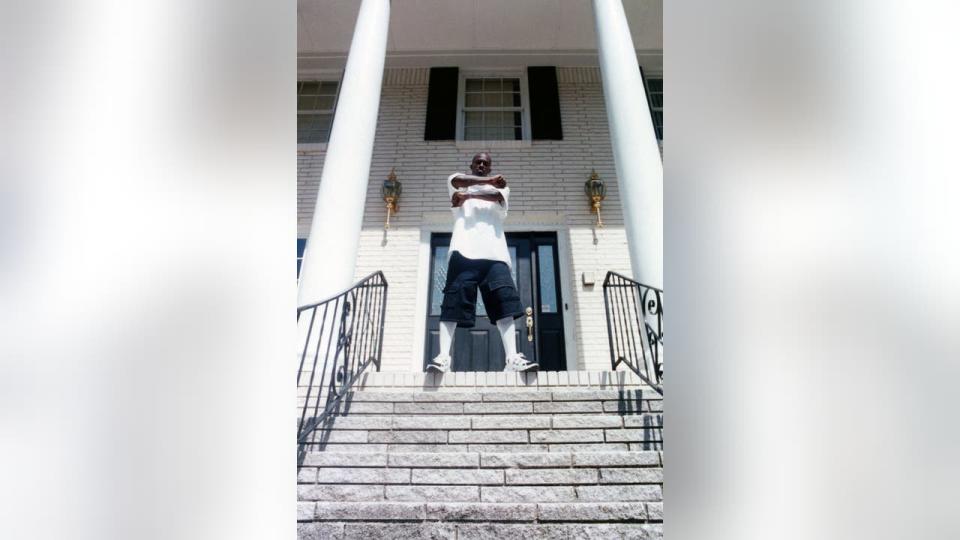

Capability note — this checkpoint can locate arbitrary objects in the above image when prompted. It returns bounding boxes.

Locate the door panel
[424,232,565,372]
[531,235,566,371]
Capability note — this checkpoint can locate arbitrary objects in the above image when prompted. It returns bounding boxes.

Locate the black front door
[424,232,566,372]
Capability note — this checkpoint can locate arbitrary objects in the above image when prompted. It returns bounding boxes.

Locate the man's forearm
[451,174,497,188]
[451,192,505,207]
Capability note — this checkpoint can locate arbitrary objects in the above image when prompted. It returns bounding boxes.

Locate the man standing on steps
[427,152,538,373]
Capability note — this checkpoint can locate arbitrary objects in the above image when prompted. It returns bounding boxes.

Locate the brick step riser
[302,414,662,431]
[299,442,663,453]
[297,389,662,401]
[298,471,664,488]
[297,485,663,503]
[298,428,662,446]
[298,521,663,540]
[298,501,662,523]
[298,401,662,415]
[302,450,661,467]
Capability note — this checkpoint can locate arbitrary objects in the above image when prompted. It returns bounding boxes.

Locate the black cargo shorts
[440,251,524,328]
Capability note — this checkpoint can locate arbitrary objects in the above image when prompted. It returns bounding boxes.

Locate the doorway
[423,232,566,372]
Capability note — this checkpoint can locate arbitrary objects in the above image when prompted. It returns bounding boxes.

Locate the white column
[591,0,663,289]
[298,0,390,306]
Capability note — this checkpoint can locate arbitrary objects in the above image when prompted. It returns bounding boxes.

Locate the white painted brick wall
[299,68,650,372]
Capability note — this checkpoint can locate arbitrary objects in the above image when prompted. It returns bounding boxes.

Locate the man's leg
[479,261,537,372]
[428,320,456,373]
[439,320,457,356]
[496,317,518,357]
[497,316,537,371]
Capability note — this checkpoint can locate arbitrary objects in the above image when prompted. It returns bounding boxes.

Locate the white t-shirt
[447,172,511,267]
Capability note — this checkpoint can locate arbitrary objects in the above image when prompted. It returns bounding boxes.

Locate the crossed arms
[450,174,507,207]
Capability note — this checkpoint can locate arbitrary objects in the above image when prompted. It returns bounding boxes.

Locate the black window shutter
[527,66,563,140]
[424,67,459,140]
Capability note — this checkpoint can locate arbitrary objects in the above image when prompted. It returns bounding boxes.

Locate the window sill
[297,143,328,153]
[455,140,532,150]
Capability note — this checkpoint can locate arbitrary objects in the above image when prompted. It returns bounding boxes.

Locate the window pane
[514,127,523,139]
[464,127,483,140]
[501,127,515,140]
[319,81,339,94]
[298,114,332,143]
[513,112,522,127]
[465,93,483,107]
[313,115,332,132]
[297,239,307,279]
[315,95,335,110]
[298,81,339,115]
[429,247,449,316]
[484,127,502,140]
[538,245,558,313]
[297,95,316,111]
[482,92,502,107]
[464,111,482,129]
[483,78,502,91]
[466,79,483,92]
[481,111,501,128]
[512,92,521,106]
[645,77,663,140]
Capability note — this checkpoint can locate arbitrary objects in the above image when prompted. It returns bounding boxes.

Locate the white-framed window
[645,77,663,140]
[456,71,531,141]
[297,80,340,144]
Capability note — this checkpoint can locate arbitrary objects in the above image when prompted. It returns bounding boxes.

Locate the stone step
[300,442,662,453]
[300,450,662,469]
[298,426,662,446]
[298,501,662,523]
[309,413,662,431]
[297,483,663,504]
[299,400,661,416]
[299,387,662,402]
[298,389,662,416]
[298,467,663,488]
[298,521,663,540]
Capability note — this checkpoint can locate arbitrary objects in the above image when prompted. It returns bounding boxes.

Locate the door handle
[525,307,534,342]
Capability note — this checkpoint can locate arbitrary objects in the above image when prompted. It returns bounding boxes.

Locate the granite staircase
[297,370,663,539]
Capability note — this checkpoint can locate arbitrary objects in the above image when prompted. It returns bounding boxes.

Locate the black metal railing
[297,271,387,444]
[602,271,663,393]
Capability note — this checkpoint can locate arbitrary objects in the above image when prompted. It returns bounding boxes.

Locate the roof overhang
[298,0,662,72]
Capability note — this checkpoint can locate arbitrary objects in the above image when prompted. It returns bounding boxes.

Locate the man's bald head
[470,152,492,176]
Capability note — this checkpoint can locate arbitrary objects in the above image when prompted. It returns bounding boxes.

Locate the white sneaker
[427,354,451,373]
[504,353,539,372]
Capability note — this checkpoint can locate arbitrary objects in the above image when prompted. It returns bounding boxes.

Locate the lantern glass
[584,173,605,199]
[382,178,402,199]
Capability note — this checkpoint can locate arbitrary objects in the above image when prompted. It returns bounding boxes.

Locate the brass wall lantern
[584,169,606,228]
[381,167,402,230]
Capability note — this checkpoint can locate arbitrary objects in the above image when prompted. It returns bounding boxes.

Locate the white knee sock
[496,317,518,357]
[439,321,456,357]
